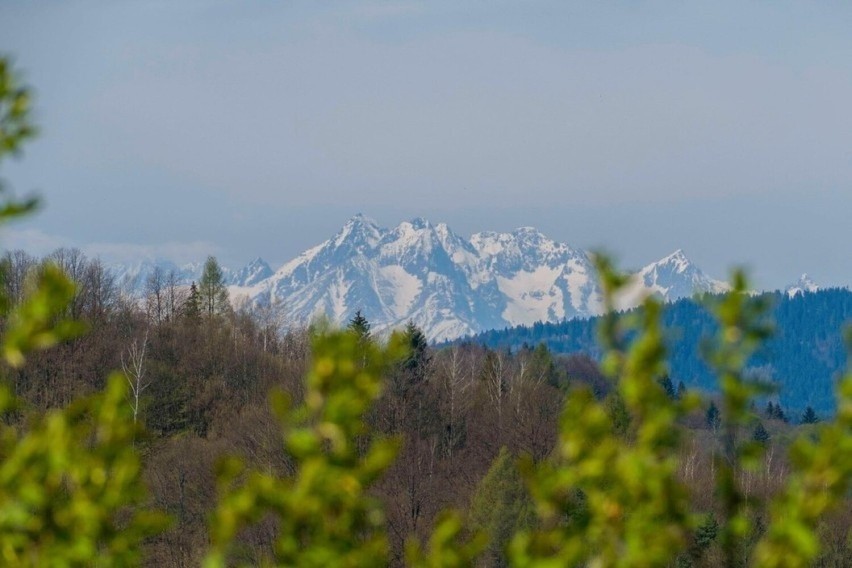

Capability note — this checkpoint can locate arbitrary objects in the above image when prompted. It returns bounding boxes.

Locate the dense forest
[466,288,852,415]
[0,248,849,566]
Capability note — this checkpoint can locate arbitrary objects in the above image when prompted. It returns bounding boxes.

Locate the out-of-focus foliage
[504,256,851,567]
[0,58,84,366]
[0,57,38,222]
[0,57,168,566]
[701,271,774,564]
[508,255,699,567]
[0,58,36,160]
[0,374,170,566]
[204,331,406,567]
[2,263,87,368]
[405,511,486,568]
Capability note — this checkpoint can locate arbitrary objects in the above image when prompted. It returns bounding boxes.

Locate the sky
[0,0,850,288]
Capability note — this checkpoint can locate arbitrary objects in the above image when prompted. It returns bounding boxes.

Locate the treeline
[467,288,852,415]
[1,248,850,565]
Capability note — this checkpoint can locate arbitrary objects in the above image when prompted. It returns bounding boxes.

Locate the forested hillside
[1,246,850,565]
[468,288,852,415]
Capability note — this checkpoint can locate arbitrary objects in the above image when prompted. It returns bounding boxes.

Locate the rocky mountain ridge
[111,215,737,340]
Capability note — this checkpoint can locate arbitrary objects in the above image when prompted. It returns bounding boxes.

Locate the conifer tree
[752,421,770,445]
[658,374,676,399]
[349,310,372,368]
[198,256,229,316]
[767,402,789,423]
[184,281,201,320]
[402,321,430,385]
[348,310,371,342]
[606,391,631,438]
[683,514,719,564]
[801,405,819,424]
[531,343,555,380]
[706,401,721,431]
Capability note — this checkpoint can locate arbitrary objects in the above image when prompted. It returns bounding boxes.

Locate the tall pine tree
[184,282,201,320]
[199,256,229,316]
[753,421,770,445]
[402,321,430,386]
[706,401,721,432]
[348,310,371,342]
[801,406,819,424]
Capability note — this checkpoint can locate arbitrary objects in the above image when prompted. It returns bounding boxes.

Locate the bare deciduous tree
[122,329,151,425]
[145,266,166,324]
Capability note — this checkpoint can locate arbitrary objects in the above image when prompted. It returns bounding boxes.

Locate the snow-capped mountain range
[111,257,274,291]
[111,215,735,341]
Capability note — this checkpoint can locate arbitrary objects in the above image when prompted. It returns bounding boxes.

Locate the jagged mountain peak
[241,256,269,268]
[641,249,703,276]
[652,249,692,271]
[796,273,817,287]
[469,228,581,277]
[230,257,273,287]
[383,218,445,257]
[407,216,433,229]
[332,214,383,250]
[346,212,375,224]
[614,249,727,307]
[786,273,819,297]
[513,226,542,236]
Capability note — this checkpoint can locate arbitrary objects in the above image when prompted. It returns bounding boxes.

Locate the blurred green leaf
[2,263,87,368]
[0,374,170,566]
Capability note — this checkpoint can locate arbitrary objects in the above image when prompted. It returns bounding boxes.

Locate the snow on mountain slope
[786,273,819,297]
[107,215,731,341]
[469,227,603,326]
[230,257,273,287]
[225,216,726,341]
[233,215,491,340]
[112,256,273,292]
[110,259,202,291]
[617,249,729,308]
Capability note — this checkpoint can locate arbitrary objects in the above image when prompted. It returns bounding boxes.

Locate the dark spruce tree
[768,402,789,423]
[801,406,819,424]
[706,401,721,432]
[184,282,202,320]
[658,374,676,400]
[752,421,770,445]
[687,514,719,563]
[348,310,371,342]
[402,321,430,385]
[348,310,372,368]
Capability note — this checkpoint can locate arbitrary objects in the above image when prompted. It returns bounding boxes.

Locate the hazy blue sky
[1,1,850,287]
